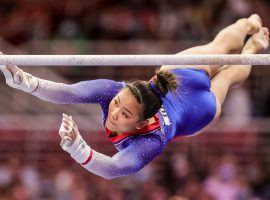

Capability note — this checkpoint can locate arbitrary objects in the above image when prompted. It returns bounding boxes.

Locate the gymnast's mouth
[109,119,117,126]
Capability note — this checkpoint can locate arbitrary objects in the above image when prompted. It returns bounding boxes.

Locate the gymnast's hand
[59,113,92,165]
[0,52,39,93]
[59,113,79,147]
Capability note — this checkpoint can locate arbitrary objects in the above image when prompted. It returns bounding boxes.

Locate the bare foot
[246,14,263,35]
[242,27,269,53]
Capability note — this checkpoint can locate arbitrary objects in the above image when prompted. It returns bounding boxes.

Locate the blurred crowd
[1,1,270,200]
[0,151,269,200]
[0,0,270,45]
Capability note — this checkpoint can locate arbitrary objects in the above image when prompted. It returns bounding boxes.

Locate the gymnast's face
[105,88,148,133]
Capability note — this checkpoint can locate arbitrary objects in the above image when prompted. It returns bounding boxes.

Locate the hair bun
[154,69,179,96]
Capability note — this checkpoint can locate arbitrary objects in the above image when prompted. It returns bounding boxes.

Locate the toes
[262,27,268,35]
[248,28,269,51]
[247,14,263,35]
[262,28,269,40]
[249,14,262,26]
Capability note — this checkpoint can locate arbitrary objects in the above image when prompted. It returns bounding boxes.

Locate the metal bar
[0,54,269,66]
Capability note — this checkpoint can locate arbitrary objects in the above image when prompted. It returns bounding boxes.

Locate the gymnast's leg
[189,27,269,136]
[210,28,269,125]
[211,27,269,106]
[160,14,262,77]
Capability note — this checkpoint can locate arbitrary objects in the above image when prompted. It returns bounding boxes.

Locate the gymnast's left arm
[0,61,123,104]
[59,114,164,180]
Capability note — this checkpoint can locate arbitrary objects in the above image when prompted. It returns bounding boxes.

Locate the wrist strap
[61,133,92,164]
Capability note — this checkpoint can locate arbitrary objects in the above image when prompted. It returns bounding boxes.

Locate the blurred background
[0,0,270,199]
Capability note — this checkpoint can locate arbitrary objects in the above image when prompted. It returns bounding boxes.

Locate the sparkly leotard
[32,68,216,179]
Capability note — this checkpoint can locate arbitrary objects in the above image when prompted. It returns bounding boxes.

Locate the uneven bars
[0,54,269,66]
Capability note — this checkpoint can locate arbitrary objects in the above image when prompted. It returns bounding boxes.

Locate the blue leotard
[158,68,217,142]
[32,68,216,179]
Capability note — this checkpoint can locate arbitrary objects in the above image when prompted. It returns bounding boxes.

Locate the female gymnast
[0,14,269,180]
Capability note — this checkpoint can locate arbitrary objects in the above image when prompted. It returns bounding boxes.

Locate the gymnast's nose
[111,108,119,121]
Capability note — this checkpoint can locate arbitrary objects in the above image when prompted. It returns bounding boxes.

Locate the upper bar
[0,54,269,66]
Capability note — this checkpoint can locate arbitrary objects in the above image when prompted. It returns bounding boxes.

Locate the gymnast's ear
[135,119,149,129]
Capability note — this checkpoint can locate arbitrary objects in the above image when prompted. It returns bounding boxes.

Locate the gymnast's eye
[122,112,128,118]
[114,99,118,105]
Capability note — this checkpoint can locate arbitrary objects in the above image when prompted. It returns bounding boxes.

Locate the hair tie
[149,81,165,98]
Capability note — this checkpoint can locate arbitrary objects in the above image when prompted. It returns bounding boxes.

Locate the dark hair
[126,69,179,120]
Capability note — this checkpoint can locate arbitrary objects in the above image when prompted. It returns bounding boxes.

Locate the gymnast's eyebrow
[118,95,133,116]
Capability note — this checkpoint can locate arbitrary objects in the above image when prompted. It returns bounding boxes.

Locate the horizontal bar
[0,54,269,66]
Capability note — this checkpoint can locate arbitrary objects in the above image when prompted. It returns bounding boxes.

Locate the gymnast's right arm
[59,114,164,180]
[0,64,122,104]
